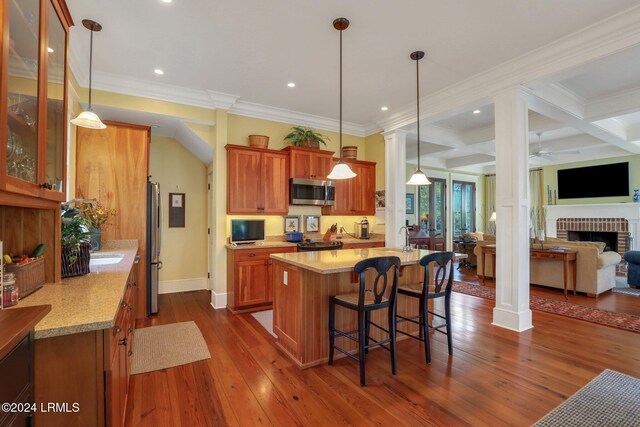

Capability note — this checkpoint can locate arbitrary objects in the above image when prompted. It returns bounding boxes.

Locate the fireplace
[567,231,618,252]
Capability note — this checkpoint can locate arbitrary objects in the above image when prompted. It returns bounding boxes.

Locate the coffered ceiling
[66,1,640,171]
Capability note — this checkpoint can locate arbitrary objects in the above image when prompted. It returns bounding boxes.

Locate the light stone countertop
[270,247,465,274]
[15,240,138,339]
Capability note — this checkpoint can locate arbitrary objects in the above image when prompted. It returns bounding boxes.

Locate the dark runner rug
[533,369,640,427]
[452,281,640,334]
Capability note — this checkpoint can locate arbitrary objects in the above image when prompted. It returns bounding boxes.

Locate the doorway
[452,181,476,239]
[418,178,446,250]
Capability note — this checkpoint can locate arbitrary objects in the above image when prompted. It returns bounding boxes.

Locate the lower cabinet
[227,247,296,313]
[34,257,138,427]
[342,242,385,249]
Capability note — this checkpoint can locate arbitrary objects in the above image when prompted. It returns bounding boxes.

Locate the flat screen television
[557,162,629,199]
[230,219,266,244]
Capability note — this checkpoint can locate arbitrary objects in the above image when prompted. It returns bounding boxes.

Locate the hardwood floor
[126,281,640,426]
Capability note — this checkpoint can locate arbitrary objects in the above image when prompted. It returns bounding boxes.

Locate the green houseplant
[61,202,91,277]
[283,126,329,149]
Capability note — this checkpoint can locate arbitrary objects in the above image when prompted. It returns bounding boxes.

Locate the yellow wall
[150,136,209,282]
[542,154,640,205]
[365,133,385,190]
[227,114,366,154]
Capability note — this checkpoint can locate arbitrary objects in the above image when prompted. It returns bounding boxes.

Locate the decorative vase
[634,189,639,203]
[89,227,102,251]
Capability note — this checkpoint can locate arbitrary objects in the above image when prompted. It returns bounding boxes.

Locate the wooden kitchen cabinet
[282,146,334,180]
[227,246,296,313]
[35,259,138,427]
[0,0,73,202]
[322,159,376,216]
[76,121,150,319]
[226,145,289,214]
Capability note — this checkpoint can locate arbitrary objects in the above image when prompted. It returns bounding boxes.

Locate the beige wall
[150,136,209,282]
[364,133,385,190]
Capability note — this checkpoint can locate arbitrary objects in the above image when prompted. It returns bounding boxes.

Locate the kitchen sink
[89,254,124,266]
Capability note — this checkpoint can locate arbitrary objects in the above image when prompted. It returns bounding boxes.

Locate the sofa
[474,237,621,297]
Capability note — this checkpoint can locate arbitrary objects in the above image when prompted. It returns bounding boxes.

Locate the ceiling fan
[529,132,580,160]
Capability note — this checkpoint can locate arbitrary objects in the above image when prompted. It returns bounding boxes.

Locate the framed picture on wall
[406,193,415,214]
[169,193,186,227]
[284,216,301,233]
[304,215,319,232]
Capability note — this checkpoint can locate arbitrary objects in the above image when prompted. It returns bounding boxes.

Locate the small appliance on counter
[354,217,370,239]
[297,240,344,252]
[285,232,303,242]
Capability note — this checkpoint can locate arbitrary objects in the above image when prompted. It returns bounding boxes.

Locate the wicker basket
[299,139,320,149]
[6,257,45,299]
[342,146,358,159]
[61,242,91,278]
[248,135,270,148]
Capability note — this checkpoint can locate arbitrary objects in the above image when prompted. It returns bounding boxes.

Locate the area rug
[612,287,640,296]
[533,369,640,426]
[452,281,640,333]
[250,309,277,338]
[131,321,211,375]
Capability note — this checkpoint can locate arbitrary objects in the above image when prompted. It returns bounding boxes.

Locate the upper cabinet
[322,159,376,216]
[1,0,73,202]
[227,145,289,215]
[283,146,334,180]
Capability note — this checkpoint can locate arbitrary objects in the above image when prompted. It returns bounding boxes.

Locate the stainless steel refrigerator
[147,181,162,315]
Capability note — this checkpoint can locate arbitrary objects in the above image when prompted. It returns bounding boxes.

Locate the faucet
[399,226,413,252]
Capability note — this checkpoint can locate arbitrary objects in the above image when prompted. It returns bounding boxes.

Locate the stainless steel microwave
[290,178,335,206]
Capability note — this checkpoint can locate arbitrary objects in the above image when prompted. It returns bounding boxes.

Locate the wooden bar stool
[328,256,400,386]
[396,252,454,363]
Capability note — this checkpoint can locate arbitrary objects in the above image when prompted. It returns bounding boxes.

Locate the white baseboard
[159,278,208,294]
[210,290,228,309]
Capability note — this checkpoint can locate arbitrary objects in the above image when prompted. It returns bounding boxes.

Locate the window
[452,181,476,238]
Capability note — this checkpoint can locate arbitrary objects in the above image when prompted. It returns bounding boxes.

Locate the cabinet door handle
[128,350,133,356]
[248,253,256,257]
[113,326,122,336]
[265,260,272,266]
[119,337,128,346]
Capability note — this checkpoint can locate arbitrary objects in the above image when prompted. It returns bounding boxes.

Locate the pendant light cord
[416,56,420,171]
[339,27,343,161]
[88,27,93,110]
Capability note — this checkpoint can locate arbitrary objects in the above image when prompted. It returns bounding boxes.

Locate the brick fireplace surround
[545,204,640,273]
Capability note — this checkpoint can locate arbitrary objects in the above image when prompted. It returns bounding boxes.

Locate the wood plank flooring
[126,269,640,426]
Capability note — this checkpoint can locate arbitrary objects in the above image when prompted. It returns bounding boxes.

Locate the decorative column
[492,88,533,332]
[383,130,408,247]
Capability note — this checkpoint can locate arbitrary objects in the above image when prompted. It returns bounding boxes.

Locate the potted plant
[70,198,117,250]
[283,126,329,149]
[61,202,91,277]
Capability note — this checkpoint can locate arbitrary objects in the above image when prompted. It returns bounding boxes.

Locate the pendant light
[71,20,106,129]
[406,51,431,186]
[327,18,356,180]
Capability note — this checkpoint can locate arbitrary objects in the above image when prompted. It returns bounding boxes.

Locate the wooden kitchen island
[270,248,445,369]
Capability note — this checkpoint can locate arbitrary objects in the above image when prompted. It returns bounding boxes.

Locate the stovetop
[296,241,344,251]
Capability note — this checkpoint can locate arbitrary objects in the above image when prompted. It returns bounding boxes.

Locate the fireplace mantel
[545,203,640,250]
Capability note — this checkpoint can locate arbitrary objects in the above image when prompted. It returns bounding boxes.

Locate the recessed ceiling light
[154,69,164,75]
[287,82,296,88]
[473,109,481,114]
[381,106,389,111]
[47,47,54,53]
[160,0,172,3]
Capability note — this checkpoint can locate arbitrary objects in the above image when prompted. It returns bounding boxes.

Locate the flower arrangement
[72,198,118,229]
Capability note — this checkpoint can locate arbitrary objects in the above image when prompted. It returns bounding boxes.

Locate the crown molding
[68,68,372,137]
[207,90,240,110]
[377,4,640,132]
[228,100,368,137]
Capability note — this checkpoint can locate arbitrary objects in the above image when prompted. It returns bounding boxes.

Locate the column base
[492,307,533,332]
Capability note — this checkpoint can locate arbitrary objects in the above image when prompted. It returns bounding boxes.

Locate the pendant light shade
[327,17,356,180]
[71,19,106,130]
[406,51,430,186]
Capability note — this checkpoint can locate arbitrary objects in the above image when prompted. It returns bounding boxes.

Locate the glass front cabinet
[1,0,73,202]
